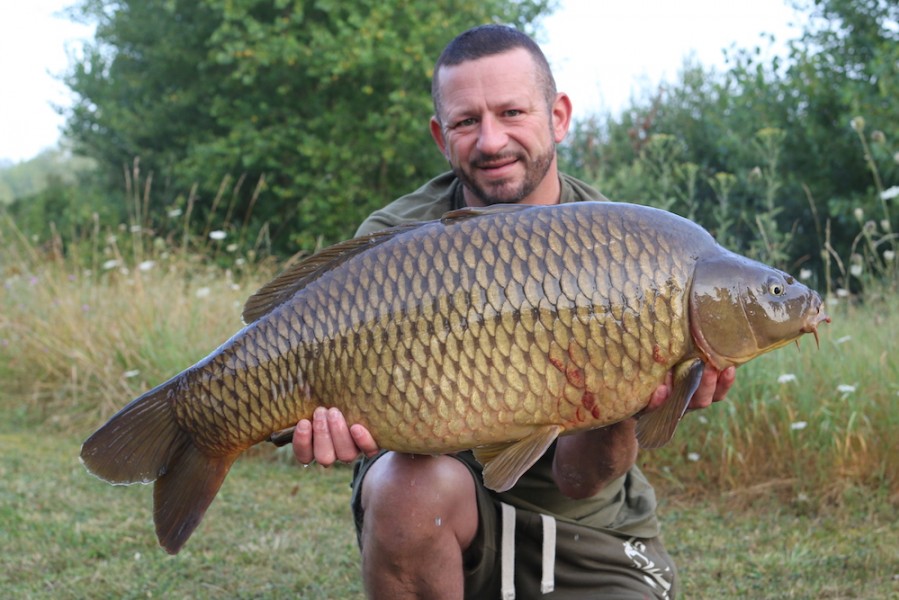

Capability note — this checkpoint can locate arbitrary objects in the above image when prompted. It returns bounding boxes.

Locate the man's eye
[455,118,477,128]
[504,109,522,117]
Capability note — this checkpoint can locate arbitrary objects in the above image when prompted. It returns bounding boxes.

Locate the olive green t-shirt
[355,171,661,539]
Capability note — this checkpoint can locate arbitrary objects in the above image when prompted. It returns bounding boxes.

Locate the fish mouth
[801,303,832,349]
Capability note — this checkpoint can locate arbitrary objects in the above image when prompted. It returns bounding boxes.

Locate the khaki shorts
[351,451,678,599]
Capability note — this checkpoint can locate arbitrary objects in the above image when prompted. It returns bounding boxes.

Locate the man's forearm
[551,419,638,499]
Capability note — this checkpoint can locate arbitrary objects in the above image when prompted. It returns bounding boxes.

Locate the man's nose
[476,114,508,155]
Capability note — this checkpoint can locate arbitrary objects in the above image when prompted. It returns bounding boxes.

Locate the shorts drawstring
[500,502,557,598]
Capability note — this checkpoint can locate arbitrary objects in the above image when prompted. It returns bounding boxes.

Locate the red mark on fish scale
[652,344,667,365]
[582,391,601,419]
[566,366,585,388]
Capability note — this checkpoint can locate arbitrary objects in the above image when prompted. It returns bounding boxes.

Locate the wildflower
[778,373,797,384]
[138,260,156,272]
[850,116,865,132]
[790,421,808,431]
[884,250,895,262]
[102,259,120,270]
[123,369,140,378]
[686,452,700,462]
[195,286,211,298]
[226,243,239,253]
[836,384,856,394]
[882,220,892,232]
[850,264,863,277]
[853,207,864,221]
[168,208,183,218]
[871,130,886,144]
[881,186,899,201]
[799,268,812,281]
[209,230,227,241]
[836,288,849,298]
[130,225,143,233]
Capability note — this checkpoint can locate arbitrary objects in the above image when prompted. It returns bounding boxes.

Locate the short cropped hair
[431,24,557,123]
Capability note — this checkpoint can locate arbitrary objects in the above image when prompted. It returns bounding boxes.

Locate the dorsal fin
[241,222,422,323]
[440,204,536,225]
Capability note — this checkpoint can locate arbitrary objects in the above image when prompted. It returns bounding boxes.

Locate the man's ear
[551,92,573,143]
[430,116,449,158]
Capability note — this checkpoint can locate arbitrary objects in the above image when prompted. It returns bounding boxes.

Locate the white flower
[836,288,849,298]
[168,208,183,218]
[850,264,863,277]
[799,268,812,280]
[790,421,808,431]
[130,225,143,233]
[102,259,120,270]
[123,369,140,378]
[778,373,797,384]
[226,243,239,253]
[686,452,700,462]
[209,230,227,241]
[837,384,856,394]
[195,287,211,298]
[880,186,899,201]
[138,260,156,272]
[853,207,864,221]
[884,250,895,262]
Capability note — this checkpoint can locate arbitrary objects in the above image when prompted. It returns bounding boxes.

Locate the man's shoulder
[559,172,608,203]
[355,172,460,237]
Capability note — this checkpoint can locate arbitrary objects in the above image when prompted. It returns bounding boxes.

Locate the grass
[2,424,896,599]
[1,198,898,598]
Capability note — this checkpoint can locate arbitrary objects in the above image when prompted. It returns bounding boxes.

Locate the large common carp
[81,201,829,554]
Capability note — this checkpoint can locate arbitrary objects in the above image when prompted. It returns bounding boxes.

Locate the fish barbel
[80,201,829,553]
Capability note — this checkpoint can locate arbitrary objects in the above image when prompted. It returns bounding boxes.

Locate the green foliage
[64,0,555,253]
[560,0,898,287]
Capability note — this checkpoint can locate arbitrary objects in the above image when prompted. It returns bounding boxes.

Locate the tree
[560,0,898,285]
[65,0,555,253]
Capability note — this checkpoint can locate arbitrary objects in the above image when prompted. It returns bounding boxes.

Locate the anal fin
[636,359,705,449]
[474,425,563,492]
[153,445,237,554]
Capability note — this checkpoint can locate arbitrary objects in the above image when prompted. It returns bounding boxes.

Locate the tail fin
[80,380,237,554]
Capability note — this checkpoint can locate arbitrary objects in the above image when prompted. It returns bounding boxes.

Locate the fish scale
[80,200,829,554]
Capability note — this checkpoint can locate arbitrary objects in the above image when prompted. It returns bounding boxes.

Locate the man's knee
[360,453,479,550]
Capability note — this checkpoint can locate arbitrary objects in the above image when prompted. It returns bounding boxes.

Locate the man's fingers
[292,419,314,465]
[349,423,380,458]
[327,407,363,462]
[311,406,337,466]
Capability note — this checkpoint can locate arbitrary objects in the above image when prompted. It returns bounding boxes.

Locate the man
[292,24,735,599]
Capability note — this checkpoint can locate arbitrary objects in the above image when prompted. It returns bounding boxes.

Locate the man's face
[430,48,570,206]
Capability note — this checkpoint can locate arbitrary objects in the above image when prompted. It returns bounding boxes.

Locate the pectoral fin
[473,425,563,492]
[636,359,705,449]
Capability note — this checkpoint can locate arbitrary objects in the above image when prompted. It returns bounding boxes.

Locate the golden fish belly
[174,203,703,456]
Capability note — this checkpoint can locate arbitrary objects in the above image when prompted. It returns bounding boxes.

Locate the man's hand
[645,364,736,413]
[292,407,379,467]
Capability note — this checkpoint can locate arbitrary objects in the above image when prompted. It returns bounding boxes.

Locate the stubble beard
[455,145,555,206]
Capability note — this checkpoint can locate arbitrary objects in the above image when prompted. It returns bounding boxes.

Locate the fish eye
[768,280,786,296]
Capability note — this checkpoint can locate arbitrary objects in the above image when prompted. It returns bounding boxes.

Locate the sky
[0,0,801,164]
